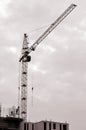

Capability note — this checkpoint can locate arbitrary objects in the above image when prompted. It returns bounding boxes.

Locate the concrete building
[0,117,69,130]
[0,117,23,130]
[24,121,69,130]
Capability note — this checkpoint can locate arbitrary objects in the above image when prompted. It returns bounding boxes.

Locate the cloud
[31,64,46,74]
[0,0,11,18]
[7,46,17,54]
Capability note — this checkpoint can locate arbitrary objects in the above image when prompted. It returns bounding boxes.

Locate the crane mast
[19,4,77,121]
[20,34,31,121]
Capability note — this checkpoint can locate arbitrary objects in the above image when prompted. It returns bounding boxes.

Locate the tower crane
[19,4,77,121]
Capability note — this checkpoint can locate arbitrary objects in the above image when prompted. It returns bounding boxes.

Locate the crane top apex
[24,33,28,38]
[20,3,77,63]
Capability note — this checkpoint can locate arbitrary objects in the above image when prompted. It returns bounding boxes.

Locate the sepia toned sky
[0,0,86,130]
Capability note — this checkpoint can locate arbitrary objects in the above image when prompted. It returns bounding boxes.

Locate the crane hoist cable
[27,24,50,34]
[31,87,34,107]
[30,63,34,107]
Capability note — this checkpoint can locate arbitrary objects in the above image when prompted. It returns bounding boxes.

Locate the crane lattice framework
[19,4,77,121]
[20,34,30,121]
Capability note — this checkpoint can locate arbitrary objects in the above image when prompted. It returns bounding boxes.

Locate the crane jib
[20,4,77,61]
[28,4,77,54]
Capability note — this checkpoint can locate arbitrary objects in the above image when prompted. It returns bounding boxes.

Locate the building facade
[0,117,23,130]
[0,117,69,130]
[24,121,69,130]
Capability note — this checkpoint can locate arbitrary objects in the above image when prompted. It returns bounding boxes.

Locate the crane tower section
[20,34,31,121]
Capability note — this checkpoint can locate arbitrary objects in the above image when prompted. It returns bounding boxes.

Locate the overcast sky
[0,0,86,130]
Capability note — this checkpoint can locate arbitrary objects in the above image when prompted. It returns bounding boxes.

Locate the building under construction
[0,117,69,130]
[24,121,69,130]
[0,117,23,130]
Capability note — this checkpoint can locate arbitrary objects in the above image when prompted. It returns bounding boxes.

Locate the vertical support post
[21,34,29,121]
